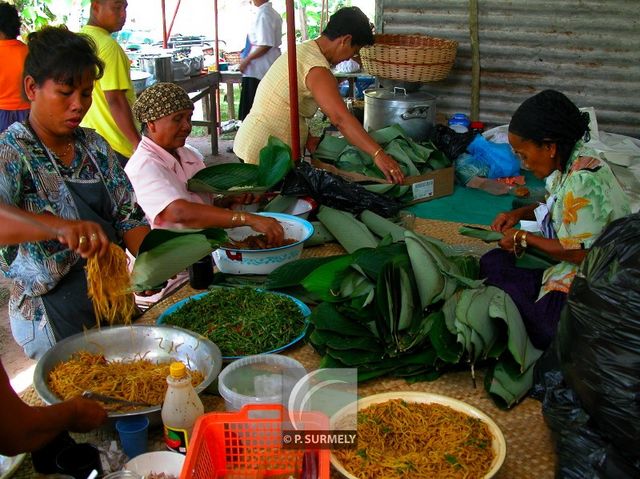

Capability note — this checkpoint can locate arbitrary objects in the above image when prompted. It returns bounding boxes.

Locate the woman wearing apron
[0,26,149,359]
[480,90,630,349]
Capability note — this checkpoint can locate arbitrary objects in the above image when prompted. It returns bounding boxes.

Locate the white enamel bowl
[212,212,314,275]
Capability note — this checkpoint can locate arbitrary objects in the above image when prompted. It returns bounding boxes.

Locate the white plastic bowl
[124,451,185,477]
[212,212,314,275]
[218,354,307,412]
[277,197,317,219]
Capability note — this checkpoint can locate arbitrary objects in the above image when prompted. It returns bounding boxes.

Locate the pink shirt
[125,136,213,228]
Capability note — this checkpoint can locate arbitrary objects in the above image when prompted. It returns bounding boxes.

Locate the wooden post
[286,0,301,162]
[469,0,480,121]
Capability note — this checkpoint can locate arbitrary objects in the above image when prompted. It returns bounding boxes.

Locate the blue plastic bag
[467,135,520,179]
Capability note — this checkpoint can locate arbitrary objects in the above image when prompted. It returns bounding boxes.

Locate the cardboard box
[311,159,454,204]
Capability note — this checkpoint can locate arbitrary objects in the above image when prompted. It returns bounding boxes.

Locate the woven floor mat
[290,344,555,479]
[18,219,553,478]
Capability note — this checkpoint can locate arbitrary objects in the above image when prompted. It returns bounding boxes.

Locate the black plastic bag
[281,161,402,217]
[432,124,477,161]
[535,213,640,478]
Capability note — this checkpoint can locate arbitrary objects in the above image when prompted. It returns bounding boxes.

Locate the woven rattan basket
[222,51,242,65]
[360,34,458,82]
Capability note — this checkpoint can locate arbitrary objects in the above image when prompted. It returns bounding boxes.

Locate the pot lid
[364,87,436,103]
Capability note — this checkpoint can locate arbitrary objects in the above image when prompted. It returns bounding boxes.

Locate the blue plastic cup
[115,416,149,459]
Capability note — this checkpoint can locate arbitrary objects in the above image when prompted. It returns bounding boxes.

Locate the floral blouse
[540,141,630,297]
[0,122,147,322]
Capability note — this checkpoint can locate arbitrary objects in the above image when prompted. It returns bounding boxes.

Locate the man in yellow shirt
[81,0,140,165]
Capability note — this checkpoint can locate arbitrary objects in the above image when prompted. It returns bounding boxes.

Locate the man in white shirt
[238,0,283,120]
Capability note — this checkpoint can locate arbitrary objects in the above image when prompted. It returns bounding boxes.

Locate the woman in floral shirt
[481,90,630,349]
[0,27,149,359]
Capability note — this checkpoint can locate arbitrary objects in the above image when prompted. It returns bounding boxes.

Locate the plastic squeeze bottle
[161,361,204,454]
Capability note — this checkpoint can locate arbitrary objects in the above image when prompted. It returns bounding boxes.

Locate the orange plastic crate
[181,405,330,479]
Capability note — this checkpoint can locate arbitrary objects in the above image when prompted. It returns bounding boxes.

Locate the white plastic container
[161,362,204,454]
[218,354,307,412]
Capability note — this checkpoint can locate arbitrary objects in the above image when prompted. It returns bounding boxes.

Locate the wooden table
[175,72,220,155]
[219,70,242,120]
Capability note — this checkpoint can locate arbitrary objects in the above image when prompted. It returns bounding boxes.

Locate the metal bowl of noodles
[33,324,222,425]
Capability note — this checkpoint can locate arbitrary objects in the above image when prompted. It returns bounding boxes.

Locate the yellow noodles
[333,399,494,479]
[86,243,136,326]
[48,351,204,411]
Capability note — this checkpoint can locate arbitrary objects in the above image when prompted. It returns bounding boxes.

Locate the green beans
[163,288,306,357]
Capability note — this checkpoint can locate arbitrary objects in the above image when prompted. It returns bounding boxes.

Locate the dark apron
[41,176,118,340]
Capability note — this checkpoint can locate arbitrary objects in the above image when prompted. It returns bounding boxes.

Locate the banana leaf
[351,242,407,279]
[310,329,382,351]
[428,310,463,363]
[257,136,295,188]
[188,163,260,193]
[488,289,543,372]
[301,255,358,302]
[458,225,503,242]
[515,248,557,270]
[131,231,225,290]
[266,256,344,289]
[375,253,423,353]
[310,302,377,337]
[317,206,379,253]
[138,227,226,253]
[263,194,298,213]
[304,221,336,246]
[312,135,348,162]
[326,347,386,367]
[360,209,406,242]
[405,232,445,308]
[188,136,293,195]
[486,357,538,408]
[370,124,408,144]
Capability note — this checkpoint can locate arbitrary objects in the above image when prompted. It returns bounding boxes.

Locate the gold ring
[90,233,98,241]
[79,236,88,245]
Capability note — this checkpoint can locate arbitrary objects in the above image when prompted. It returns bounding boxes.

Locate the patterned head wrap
[133,82,193,123]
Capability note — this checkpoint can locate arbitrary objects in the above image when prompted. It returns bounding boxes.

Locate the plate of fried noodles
[33,325,222,422]
[330,392,506,479]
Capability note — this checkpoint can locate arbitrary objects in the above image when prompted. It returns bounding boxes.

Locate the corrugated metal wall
[376,0,640,137]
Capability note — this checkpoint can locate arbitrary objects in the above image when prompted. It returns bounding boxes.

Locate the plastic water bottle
[161,362,204,454]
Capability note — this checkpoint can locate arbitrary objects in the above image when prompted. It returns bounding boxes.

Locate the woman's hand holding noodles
[56,219,110,258]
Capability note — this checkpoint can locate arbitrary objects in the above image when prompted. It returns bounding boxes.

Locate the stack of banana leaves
[312,124,452,203]
[264,206,543,408]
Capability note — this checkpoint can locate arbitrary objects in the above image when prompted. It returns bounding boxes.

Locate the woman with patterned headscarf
[480,89,630,349]
[125,82,283,243]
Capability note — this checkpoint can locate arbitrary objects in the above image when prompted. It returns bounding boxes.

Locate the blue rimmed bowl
[212,212,314,275]
[157,289,310,361]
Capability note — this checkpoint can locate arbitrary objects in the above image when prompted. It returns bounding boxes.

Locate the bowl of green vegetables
[156,287,310,360]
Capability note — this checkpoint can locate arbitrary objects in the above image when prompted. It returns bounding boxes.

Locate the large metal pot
[363,87,436,141]
[138,54,173,82]
[130,70,151,95]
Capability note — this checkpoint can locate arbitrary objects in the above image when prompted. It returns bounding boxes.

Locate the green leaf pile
[187,136,294,195]
[313,124,451,203]
[266,206,542,408]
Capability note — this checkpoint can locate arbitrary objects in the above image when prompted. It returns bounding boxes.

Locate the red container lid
[470,121,485,130]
